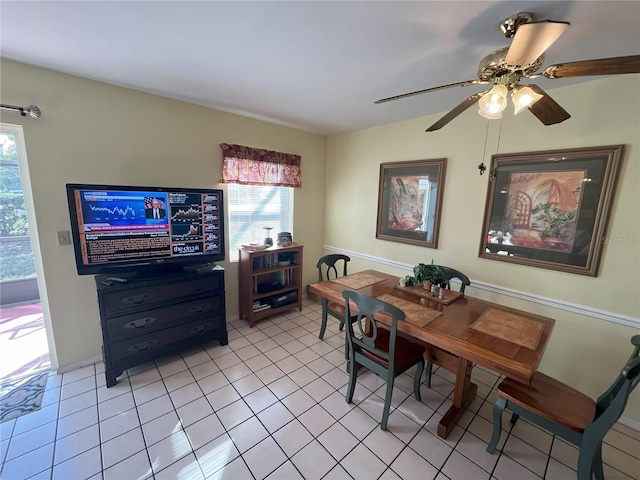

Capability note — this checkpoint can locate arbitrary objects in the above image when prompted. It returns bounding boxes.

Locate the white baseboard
[618,416,640,432]
[55,355,103,375]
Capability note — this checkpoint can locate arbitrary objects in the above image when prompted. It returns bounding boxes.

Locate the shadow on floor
[0,303,50,382]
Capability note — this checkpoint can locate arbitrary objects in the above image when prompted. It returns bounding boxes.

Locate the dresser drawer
[101,275,223,316]
[108,314,226,361]
[105,294,224,340]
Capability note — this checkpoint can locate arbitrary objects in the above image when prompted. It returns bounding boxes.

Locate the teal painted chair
[437,265,471,293]
[424,265,471,388]
[487,335,640,480]
[343,290,425,430]
[317,254,355,340]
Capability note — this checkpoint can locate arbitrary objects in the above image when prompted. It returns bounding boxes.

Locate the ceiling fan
[375,12,640,132]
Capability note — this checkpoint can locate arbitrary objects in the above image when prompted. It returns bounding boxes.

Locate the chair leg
[345,356,357,404]
[577,446,596,480]
[413,359,424,401]
[318,301,328,340]
[487,396,507,453]
[578,437,603,480]
[380,377,394,431]
[592,442,604,480]
[424,361,433,388]
[339,319,345,331]
[510,412,520,425]
[344,336,349,361]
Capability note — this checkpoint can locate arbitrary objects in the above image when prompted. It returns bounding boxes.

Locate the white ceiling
[1,1,639,136]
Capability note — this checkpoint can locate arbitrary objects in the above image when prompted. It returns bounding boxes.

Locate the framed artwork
[479,145,623,276]
[376,158,447,248]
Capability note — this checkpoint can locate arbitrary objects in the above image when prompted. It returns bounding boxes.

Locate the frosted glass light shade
[478,108,503,119]
[512,86,543,115]
[478,84,508,118]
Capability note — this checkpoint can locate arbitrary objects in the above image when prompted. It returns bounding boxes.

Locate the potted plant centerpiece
[413,261,445,291]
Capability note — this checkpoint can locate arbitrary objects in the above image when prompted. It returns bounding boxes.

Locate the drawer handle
[191,284,207,293]
[188,303,210,314]
[124,317,156,329]
[122,293,153,305]
[189,324,210,335]
[127,339,158,353]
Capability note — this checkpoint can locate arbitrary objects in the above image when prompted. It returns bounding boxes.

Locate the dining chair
[342,290,425,430]
[487,335,640,480]
[423,265,471,388]
[316,254,356,340]
[436,265,471,293]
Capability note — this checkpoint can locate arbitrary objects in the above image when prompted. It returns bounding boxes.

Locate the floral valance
[220,143,302,188]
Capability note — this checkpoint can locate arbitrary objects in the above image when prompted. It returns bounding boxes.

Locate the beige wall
[1,59,327,371]
[326,75,640,422]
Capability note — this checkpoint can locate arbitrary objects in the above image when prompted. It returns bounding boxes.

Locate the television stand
[95,267,228,387]
[130,263,185,280]
[183,262,222,274]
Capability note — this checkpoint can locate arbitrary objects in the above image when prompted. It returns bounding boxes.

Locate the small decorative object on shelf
[277,231,292,247]
[263,226,273,247]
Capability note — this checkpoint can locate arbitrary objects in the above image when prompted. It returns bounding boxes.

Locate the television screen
[66,184,225,275]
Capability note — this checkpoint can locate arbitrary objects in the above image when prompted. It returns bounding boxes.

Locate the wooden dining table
[308,269,555,439]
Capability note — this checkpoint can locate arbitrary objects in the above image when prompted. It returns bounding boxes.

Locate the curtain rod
[1,103,42,118]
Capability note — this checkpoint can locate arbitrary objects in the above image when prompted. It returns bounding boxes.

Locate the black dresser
[95,267,227,387]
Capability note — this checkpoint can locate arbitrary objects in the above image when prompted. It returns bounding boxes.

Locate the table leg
[437,357,476,439]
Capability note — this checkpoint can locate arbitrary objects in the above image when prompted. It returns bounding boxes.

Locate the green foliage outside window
[0,137,36,281]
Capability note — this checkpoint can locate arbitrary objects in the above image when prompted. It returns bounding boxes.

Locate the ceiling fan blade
[426,91,487,132]
[375,80,485,104]
[505,20,570,66]
[526,85,571,125]
[541,55,640,79]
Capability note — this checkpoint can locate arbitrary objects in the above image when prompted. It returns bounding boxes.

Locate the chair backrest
[587,335,640,440]
[342,290,403,370]
[317,254,350,282]
[437,265,471,293]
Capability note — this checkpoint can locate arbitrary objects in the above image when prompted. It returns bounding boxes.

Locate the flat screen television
[66,183,225,276]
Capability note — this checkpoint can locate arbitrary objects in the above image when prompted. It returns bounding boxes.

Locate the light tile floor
[1,299,638,480]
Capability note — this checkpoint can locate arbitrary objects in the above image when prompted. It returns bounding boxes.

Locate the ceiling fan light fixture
[512,85,543,115]
[478,84,508,118]
[477,108,503,120]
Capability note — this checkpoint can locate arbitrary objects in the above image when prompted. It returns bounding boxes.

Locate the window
[0,132,36,281]
[219,143,301,262]
[227,184,293,262]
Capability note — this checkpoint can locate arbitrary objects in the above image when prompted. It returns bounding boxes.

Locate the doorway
[0,124,50,381]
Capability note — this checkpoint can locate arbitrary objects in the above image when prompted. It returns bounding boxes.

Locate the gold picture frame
[479,145,623,276]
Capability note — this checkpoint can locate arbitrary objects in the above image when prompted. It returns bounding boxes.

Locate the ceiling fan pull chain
[478,120,491,175]
[488,120,504,181]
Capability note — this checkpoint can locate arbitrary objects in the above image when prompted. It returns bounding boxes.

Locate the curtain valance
[220,143,302,188]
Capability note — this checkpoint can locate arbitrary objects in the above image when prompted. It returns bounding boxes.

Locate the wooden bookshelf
[238,243,303,327]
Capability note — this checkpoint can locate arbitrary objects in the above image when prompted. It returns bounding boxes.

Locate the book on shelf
[241,242,267,252]
[253,303,271,312]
